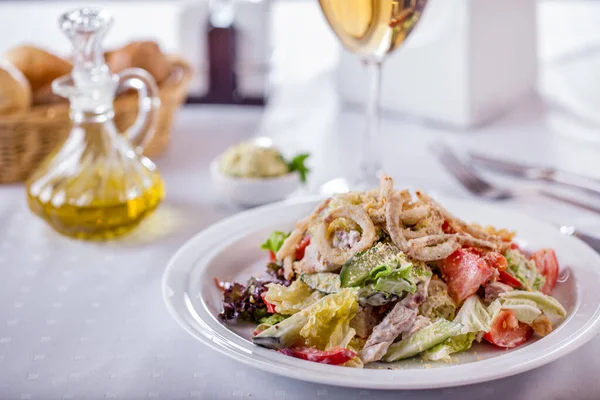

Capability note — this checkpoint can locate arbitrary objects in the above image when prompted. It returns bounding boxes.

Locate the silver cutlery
[469,151,600,197]
[432,141,600,252]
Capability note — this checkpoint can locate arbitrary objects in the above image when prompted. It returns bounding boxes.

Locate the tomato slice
[260,293,277,314]
[279,347,356,365]
[483,252,508,272]
[442,220,456,234]
[268,250,276,262]
[295,236,311,261]
[252,327,265,336]
[530,249,559,295]
[483,310,532,348]
[498,270,522,289]
[441,248,496,303]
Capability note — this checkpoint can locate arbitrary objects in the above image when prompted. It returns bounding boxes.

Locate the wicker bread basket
[0,56,192,183]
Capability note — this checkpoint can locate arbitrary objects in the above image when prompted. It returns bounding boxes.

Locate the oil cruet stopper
[54,8,117,117]
[25,8,164,240]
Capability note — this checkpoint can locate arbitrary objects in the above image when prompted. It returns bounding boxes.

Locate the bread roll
[106,41,171,84]
[3,45,72,92]
[0,60,32,116]
[32,83,68,106]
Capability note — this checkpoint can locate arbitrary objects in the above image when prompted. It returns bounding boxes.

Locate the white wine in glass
[318,0,428,190]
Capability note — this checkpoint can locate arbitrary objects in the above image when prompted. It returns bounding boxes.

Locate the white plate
[162,196,600,389]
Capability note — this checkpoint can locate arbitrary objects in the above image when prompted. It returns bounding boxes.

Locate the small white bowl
[210,158,301,207]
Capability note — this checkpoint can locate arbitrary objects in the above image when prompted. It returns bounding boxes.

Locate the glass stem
[361,59,382,185]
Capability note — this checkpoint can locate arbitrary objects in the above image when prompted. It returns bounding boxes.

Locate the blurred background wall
[0,0,599,126]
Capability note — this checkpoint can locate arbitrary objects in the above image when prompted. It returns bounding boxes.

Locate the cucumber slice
[339,242,401,287]
[300,273,341,294]
[383,319,462,362]
[252,310,308,350]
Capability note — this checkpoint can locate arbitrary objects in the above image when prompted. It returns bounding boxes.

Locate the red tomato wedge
[440,248,496,304]
[279,347,356,365]
[260,293,277,314]
[442,220,456,234]
[252,327,265,337]
[268,250,276,262]
[295,236,311,261]
[530,249,559,295]
[484,310,533,348]
[482,252,508,272]
[498,270,522,289]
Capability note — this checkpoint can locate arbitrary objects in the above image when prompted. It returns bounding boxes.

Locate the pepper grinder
[187,0,265,105]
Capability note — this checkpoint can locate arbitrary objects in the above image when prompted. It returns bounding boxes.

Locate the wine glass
[318,0,428,191]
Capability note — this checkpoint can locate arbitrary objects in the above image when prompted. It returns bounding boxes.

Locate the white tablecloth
[2,69,600,399]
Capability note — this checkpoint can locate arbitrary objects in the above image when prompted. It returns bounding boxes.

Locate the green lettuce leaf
[384,319,463,361]
[374,277,415,296]
[369,255,430,297]
[299,288,359,350]
[421,332,477,361]
[421,296,501,361]
[487,299,502,322]
[454,295,494,334]
[254,289,356,350]
[504,249,546,291]
[500,299,541,324]
[264,280,323,315]
[369,263,396,281]
[500,290,566,325]
[368,255,412,280]
[260,231,290,254]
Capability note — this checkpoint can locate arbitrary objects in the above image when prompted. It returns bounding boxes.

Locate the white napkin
[337,0,538,129]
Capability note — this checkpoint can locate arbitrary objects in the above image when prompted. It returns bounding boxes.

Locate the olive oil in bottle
[26,8,165,240]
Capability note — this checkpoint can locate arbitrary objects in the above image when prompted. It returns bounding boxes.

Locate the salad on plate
[218,175,566,367]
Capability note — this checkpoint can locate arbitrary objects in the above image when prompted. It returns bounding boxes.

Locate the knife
[469,152,600,197]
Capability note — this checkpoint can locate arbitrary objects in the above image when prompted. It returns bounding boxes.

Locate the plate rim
[162,195,600,389]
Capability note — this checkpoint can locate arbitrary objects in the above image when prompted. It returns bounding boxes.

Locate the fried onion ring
[276,229,303,261]
[276,198,331,261]
[416,191,501,245]
[407,235,460,261]
[455,235,497,250]
[361,174,394,225]
[369,209,387,225]
[385,193,410,252]
[378,174,394,204]
[316,205,376,265]
[401,211,444,239]
[409,234,455,247]
[402,226,435,240]
[399,205,430,226]
[282,255,294,280]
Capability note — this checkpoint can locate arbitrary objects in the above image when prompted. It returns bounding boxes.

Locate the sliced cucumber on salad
[300,272,341,294]
[339,242,402,287]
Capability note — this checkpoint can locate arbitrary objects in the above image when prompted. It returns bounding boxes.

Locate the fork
[431,141,600,252]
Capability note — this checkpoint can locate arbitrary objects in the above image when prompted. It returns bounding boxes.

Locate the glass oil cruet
[26,8,165,240]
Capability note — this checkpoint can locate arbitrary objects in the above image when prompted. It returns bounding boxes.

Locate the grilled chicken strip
[359,276,431,363]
